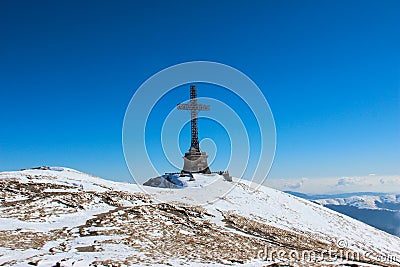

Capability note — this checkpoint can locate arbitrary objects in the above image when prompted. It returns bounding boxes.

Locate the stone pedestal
[182,147,211,174]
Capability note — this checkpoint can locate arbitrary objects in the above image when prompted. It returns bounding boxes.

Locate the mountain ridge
[0,167,399,266]
[284,191,400,238]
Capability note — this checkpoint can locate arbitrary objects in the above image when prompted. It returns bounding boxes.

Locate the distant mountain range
[286,191,400,237]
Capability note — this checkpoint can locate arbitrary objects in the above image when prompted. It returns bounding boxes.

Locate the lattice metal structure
[177,85,211,173]
[177,85,210,151]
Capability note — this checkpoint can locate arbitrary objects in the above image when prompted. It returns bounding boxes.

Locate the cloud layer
[266,175,400,195]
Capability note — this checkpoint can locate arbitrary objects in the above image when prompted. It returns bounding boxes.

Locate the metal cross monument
[177,85,211,174]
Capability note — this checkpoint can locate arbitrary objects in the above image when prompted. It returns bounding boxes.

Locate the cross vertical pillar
[177,85,211,174]
[190,85,199,150]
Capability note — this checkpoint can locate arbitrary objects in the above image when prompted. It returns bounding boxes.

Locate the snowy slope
[1,168,399,266]
[147,174,400,259]
[0,167,139,193]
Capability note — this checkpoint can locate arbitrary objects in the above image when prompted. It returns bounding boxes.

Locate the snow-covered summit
[0,167,399,266]
[143,172,230,189]
[0,166,139,192]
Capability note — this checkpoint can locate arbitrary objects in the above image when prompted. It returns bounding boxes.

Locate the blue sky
[0,0,399,183]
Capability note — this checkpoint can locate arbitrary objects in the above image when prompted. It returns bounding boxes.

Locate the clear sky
[0,0,399,183]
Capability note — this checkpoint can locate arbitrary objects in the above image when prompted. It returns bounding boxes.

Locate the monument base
[182,148,211,174]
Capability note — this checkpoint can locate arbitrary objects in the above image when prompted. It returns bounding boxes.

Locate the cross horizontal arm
[177,103,210,111]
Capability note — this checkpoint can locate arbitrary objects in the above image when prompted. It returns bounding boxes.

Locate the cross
[177,85,210,151]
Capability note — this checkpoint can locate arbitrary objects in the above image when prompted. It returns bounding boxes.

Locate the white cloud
[335,177,374,187]
[266,175,400,195]
[283,178,308,190]
[379,177,400,185]
[336,177,355,186]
